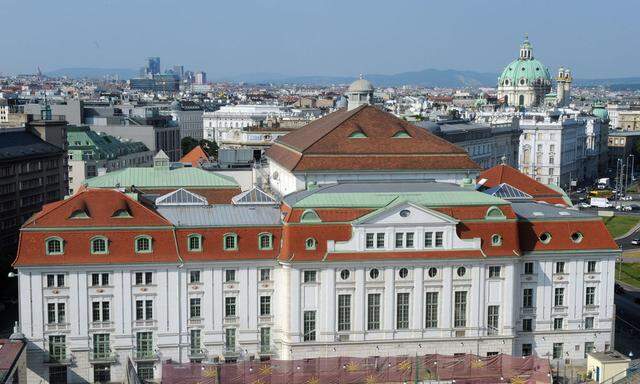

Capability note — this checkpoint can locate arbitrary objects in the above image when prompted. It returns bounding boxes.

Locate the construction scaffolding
[161,353,552,384]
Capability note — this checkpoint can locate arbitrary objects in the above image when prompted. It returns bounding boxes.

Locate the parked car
[621,195,633,201]
[577,202,591,208]
[615,283,626,295]
[632,238,640,245]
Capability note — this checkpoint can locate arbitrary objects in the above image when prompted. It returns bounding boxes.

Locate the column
[322,268,336,340]
[353,268,365,340]
[383,268,395,338]
[441,267,453,333]
[412,267,424,335]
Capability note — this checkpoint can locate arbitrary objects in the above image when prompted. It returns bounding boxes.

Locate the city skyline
[1,0,639,79]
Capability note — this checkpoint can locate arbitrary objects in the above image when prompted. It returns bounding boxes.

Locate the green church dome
[498,37,551,87]
[499,58,551,87]
[592,104,609,120]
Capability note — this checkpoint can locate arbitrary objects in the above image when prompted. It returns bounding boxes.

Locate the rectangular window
[48,303,56,324]
[405,233,414,248]
[57,274,64,287]
[136,300,143,320]
[47,274,55,287]
[554,288,565,307]
[487,305,499,334]
[522,318,532,332]
[584,342,595,358]
[92,273,100,286]
[260,269,271,281]
[395,232,404,248]
[337,294,351,331]
[396,292,410,329]
[522,343,532,357]
[488,266,501,278]
[93,334,110,359]
[260,296,271,316]
[435,232,444,247]
[585,317,594,330]
[135,273,143,285]
[260,328,270,352]
[425,292,438,328]
[190,298,201,318]
[145,300,153,319]
[49,335,66,362]
[524,262,534,275]
[303,311,316,341]
[454,291,467,328]
[225,328,236,351]
[376,233,385,248]
[189,270,200,283]
[587,261,596,273]
[225,297,236,317]
[553,318,563,330]
[136,332,153,358]
[424,232,433,248]
[366,233,375,249]
[303,270,317,283]
[367,293,381,330]
[555,262,565,274]
[552,343,563,359]
[523,288,533,308]
[225,269,236,282]
[135,272,152,285]
[188,235,201,251]
[137,362,154,381]
[190,329,201,354]
[585,287,595,306]
[93,302,109,322]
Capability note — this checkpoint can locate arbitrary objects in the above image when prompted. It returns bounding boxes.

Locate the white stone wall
[17,251,617,383]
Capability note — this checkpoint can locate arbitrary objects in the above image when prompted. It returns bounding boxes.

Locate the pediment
[354,202,457,226]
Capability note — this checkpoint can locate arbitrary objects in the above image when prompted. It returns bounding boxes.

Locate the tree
[181,137,219,159]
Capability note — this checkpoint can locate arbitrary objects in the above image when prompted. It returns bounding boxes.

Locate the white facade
[203,105,292,143]
[17,202,617,383]
[518,112,587,188]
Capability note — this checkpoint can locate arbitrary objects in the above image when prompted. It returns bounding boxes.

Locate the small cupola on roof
[519,35,533,60]
[153,150,170,170]
[346,74,374,111]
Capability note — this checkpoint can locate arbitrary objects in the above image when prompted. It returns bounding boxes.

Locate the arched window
[223,233,238,251]
[188,234,202,252]
[258,233,273,250]
[91,236,108,254]
[45,237,64,255]
[485,206,506,220]
[305,238,317,250]
[135,235,152,253]
[519,95,525,106]
[300,209,321,223]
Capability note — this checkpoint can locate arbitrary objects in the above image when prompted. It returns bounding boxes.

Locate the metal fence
[161,353,551,384]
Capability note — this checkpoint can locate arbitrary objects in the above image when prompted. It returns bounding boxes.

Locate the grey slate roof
[283,181,464,206]
[0,130,64,160]
[484,183,533,200]
[510,201,594,220]
[232,187,277,205]
[157,205,282,227]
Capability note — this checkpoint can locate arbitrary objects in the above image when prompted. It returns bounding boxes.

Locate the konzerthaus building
[12,86,619,383]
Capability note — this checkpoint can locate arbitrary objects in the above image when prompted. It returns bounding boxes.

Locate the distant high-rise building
[147,57,161,75]
[195,71,207,85]
[173,65,184,80]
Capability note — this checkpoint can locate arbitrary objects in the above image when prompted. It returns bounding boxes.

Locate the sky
[1,0,638,79]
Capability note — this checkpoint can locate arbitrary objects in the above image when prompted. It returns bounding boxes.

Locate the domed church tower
[497,36,552,108]
[346,74,374,111]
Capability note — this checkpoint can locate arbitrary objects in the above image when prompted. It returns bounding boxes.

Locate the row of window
[44,233,276,255]
[522,286,597,308]
[364,231,446,249]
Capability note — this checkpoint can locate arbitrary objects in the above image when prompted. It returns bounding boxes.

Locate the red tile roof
[326,250,485,261]
[478,164,565,204]
[180,145,209,167]
[266,105,479,172]
[0,339,25,380]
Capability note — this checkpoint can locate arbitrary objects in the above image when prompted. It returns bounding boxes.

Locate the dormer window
[305,238,317,250]
[91,237,108,254]
[223,233,238,251]
[112,209,131,218]
[392,130,411,138]
[188,234,202,252]
[46,237,64,255]
[258,233,273,250]
[69,209,89,219]
[135,235,152,253]
[348,131,367,138]
[300,209,321,223]
[491,234,502,246]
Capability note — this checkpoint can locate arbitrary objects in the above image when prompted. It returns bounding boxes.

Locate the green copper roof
[291,190,507,209]
[67,126,149,161]
[499,58,551,86]
[592,105,609,121]
[86,166,238,189]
